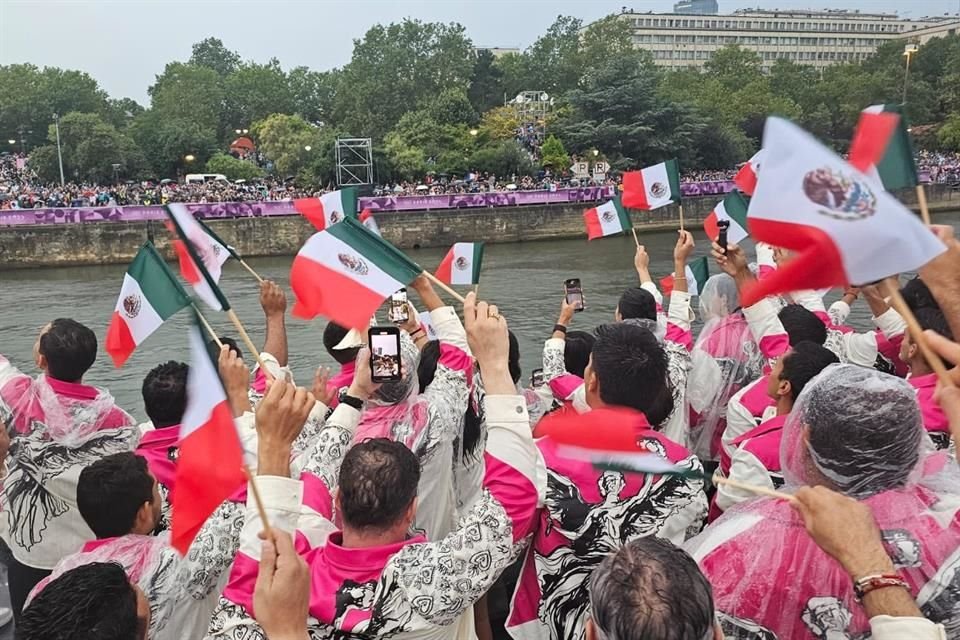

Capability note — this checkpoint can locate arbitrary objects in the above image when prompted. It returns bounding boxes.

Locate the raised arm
[635,245,663,308]
[259,280,289,368]
[666,231,694,350]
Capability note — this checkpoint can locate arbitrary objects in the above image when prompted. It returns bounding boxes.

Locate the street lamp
[469,129,479,137]
[53,114,65,187]
[592,149,599,157]
[304,145,312,152]
[184,154,196,163]
[902,43,919,105]
[6,140,14,145]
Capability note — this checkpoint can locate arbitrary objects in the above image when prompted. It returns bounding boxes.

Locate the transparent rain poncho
[685,365,960,639]
[686,274,764,460]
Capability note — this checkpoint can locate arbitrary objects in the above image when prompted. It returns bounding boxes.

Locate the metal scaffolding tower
[335,138,374,186]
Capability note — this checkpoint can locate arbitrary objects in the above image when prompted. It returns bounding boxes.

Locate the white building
[611,9,960,70]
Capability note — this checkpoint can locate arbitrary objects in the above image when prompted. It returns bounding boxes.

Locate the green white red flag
[165,204,232,312]
[849,104,918,191]
[621,159,682,210]
[105,242,191,368]
[660,256,710,297]
[359,208,381,236]
[703,190,750,244]
[171,313,246,555]
[741,117,945,307]
[195,217,238,268]
[290,217,422,329]
[734,150,763,196]
[435,242,484,285]
[584,196,631,240]
[293,188,358,231]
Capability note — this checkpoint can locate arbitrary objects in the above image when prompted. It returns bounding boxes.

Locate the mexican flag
[584,196,631,240]
[290,217,422,329]
[293,187,358,231]
[359,208,381,236]
[535,406,693,477]
[703,190,750,244]
[734,150,764,196]
[621,159,682,210]
[435,242,484,285]
[660,256,710,297]
[105,242,191,368]
[849,104,918,191]
[741,117,945,307]
[171,314,246,555]
[195,217,237,268]
[165,204,231,312]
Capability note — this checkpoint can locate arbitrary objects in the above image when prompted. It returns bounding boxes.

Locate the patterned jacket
[205,394,541,640]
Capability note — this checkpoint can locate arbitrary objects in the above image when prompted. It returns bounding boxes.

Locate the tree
[252,113,320,176]
[468,50,505,114]
[103,97,145,131]
[223,59,295,131]
[704,45,763,89]
[478,105,521,140]
[189,37,241,77]
[148,62,224,133]
[469,141,533,176]
[29,111,146,183]
[540,135,569,170]
[205,153,264,180]
[289,67,338,125]
[130,109,218,177]
[939,114,960,151]
[523,16,583,96]
[425,88,477,127]
[579,15,636,77]
[333,19,475,139]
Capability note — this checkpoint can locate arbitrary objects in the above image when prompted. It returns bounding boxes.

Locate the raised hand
[711,241,748,278]
[255,381,316,476]
[463,292,512,395]
[634,245,651,281]
[259,280,287,317]
[219,345,252,417]
[254,528,310,640]
[673,230,695,265]
[311,366,336,407]
[346,346,381,402]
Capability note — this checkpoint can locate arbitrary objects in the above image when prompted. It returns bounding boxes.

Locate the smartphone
[388,288,409,324]
[717,220,730,256]
[369,326,403,383]
[564,278,585,312]
[531,368,545,388]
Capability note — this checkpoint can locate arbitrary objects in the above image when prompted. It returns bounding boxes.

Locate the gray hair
[589,538,715,640]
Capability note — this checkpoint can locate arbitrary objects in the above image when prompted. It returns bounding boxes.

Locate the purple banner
[359,186,616,212]
[679,180,736,197]
[0,200,299,227]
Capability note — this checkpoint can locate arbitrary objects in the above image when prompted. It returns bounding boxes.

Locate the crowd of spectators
[3,149,959,209]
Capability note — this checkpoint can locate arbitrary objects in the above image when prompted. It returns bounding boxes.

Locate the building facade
[613,9,960,70]
[674,0,718,15]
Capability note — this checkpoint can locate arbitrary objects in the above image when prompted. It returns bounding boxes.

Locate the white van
[184,173,228,184]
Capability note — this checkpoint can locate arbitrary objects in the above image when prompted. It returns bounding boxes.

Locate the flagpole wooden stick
[631,227,641,248]
[473,284,479,296]
[883,279,954,388]
[423,271,466,304]
[225,309,272,377]
[243,465,273,537]
[191,304,222,348]
[713,476,797,503]
[237,258,264,283]
[916,184,932,226]
[678,204,686,232]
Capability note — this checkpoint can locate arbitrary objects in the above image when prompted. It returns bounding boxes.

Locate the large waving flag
[660,256,709,297]
[171,314,246,554]
[435,242,484,285]
[290,217,422,329]
[734,150,764,196]
[703,190,750,244]
[848,104,918,192]
[740,117,945,307]
[165,204,231,311]
[621,159,681,210]
[105,242,191,367]
[584,196,631,240]
[293,187,358,231]
[195,217,238,269]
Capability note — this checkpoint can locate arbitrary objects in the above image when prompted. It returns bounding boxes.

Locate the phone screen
[388,288,409,324]
[370,327,402,382]
[531,368,545,388]
[564,279,585,312]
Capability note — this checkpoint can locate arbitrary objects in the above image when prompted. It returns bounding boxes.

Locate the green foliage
[205,153,264,181]
[540,135,569,170]
[939,114,960,151]
[223,59,296,130]
[468,50,505,114]
[30,112,146,183]
[130,110,218,178]
[148,62,224,133]
[189,37,241,77]
[252,113,320,177]
[469,141,534,177]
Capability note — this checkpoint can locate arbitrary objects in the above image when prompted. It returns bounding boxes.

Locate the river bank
[1,184,957,268]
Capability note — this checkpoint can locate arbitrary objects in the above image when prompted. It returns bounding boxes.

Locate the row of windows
[650,48,868,62]
[634,34,886,46]
[630,16,912,33]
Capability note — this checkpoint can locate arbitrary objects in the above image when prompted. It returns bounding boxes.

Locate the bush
[205,153,264,181]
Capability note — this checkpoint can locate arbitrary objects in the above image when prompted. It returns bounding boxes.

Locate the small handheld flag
[621,159,682,211]
[165,204,232,312]
[703,190,750,244]
[584,196,631,240]
[293,187,358,231]
[195,216,264,283]
[435,242,484,285]
[734,150,763,196]
[105,242,191,367]
[849,104,918,192]
[359,209,381,236]
[660,256,709,297]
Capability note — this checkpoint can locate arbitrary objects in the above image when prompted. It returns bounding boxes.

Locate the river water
[2,212,958,421]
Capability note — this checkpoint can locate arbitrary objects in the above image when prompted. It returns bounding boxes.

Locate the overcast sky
[1,0,958,104]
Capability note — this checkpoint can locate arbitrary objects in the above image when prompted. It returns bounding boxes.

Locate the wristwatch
[340,394,364,410]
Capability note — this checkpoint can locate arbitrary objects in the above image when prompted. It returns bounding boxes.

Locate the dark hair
[508,331,521,385]
[591,323,673,426]
[142,361,188,428]
[77,453,154,539]
[901,278,953,341]
[18,562,139,640]
[418,341,482,458]
[207,337,242,363]
[564,331,595,378]
[617,287,657,321]
[323,321,361,365]
[338,438,420,531]
[777,304,827,346]
[780,342,839,403]
[589,537,714,640]
[39,318,97,382]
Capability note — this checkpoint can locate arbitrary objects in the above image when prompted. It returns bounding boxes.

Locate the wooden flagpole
[883,279,954,388]
[226,309,272,378]
[678,203,686,232]
[916,184,932,226]
[631,227,641,249]
[243,466,273,537]
[236,258,264,283]
[191,304,222,348]
[713,476,797,503]
[423,271,466,304]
